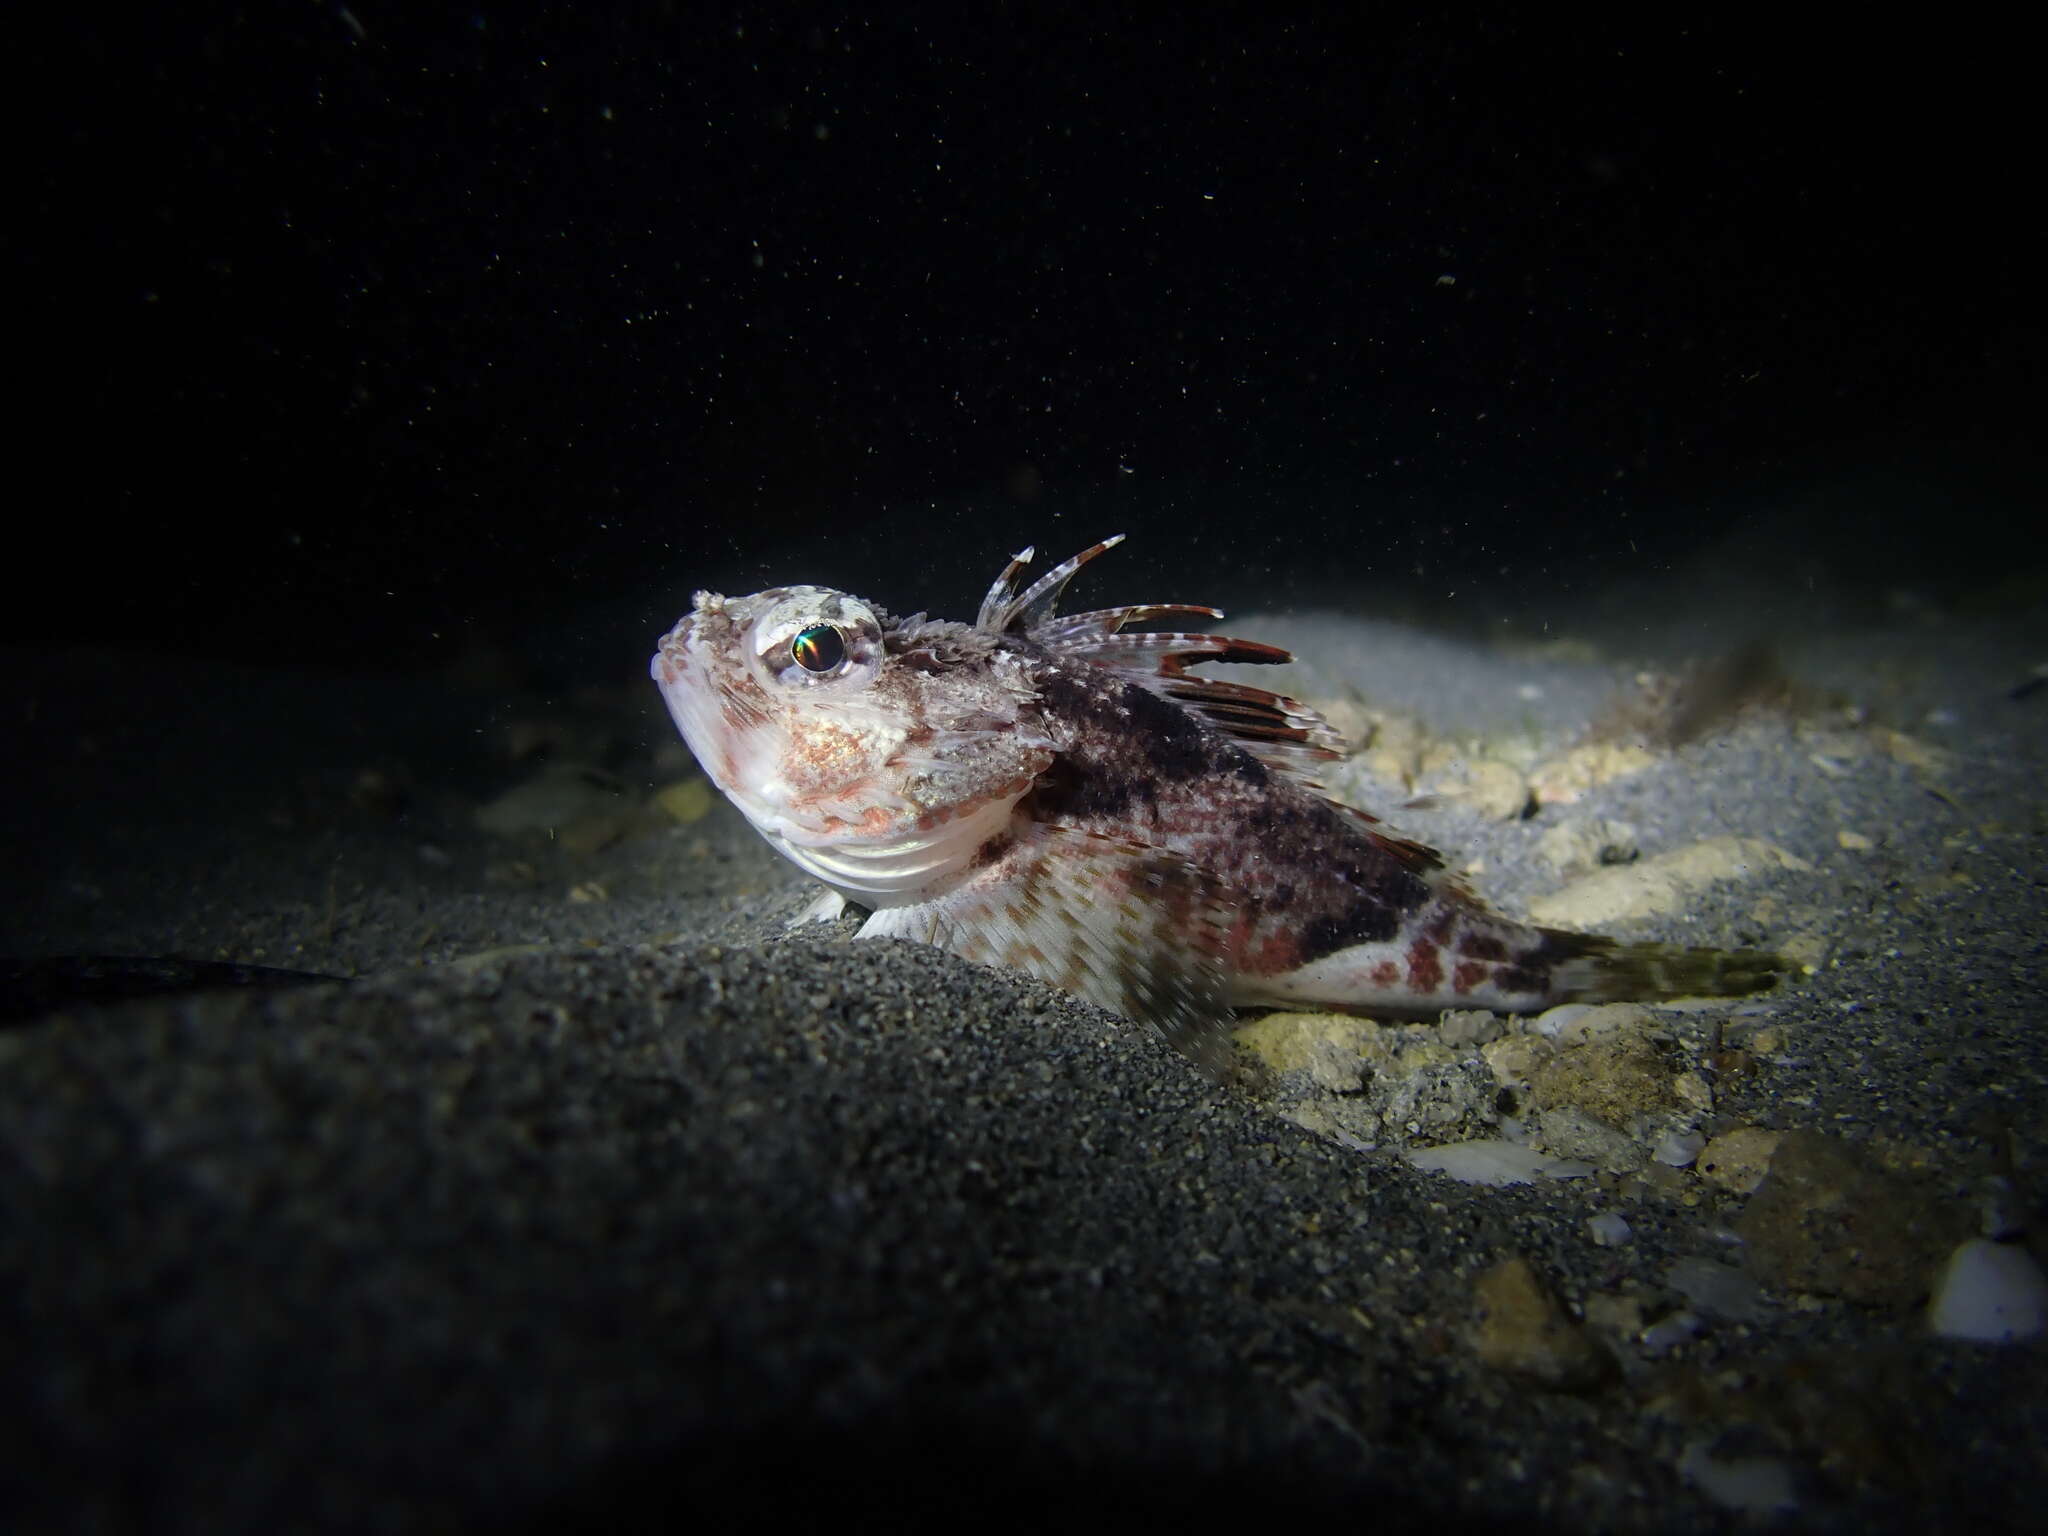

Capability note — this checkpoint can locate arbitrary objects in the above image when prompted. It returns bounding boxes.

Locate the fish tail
[1550,932,1788,1004]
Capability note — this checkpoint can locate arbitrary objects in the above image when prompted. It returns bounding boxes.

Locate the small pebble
[1653,1128,1707,1168]
[1678,1440,1803,1516]
[1438,1009,1504,1049]
[1531,1003,1589,1037]
[1672,1071,1714,1112]
[1587,1212,1632,1247]
[1640,1308,1704,1355]
[1667,1256,1765,1322]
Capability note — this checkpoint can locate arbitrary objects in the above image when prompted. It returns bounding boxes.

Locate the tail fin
[1549,932,1788,1004]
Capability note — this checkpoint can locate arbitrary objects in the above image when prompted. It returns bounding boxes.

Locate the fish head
[651,584,1053,905]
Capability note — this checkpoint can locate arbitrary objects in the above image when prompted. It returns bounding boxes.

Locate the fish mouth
[653,597,760,713]
[651,599,762,790]
[651,614,700,688]
[653,592,727,673]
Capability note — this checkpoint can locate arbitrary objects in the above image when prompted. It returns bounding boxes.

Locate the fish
[651,535,1783,1067]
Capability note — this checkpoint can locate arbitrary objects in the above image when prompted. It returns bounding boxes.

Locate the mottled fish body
[653,537,1780,1064]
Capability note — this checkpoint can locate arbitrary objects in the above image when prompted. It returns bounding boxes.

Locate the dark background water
[21,6,2042,677]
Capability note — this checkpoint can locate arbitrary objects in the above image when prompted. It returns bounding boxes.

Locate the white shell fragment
[1927,1238,2048,1343]
[1406,1140,1594,1187]
[1677,1440,1803,1516]
[1653,1128,1708,1167]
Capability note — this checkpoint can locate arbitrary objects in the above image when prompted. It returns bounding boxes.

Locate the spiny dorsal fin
[977,535,1127,635]
[982,536,1375,825]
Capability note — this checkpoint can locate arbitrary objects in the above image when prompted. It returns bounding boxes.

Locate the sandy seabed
[5,564,2045,1534]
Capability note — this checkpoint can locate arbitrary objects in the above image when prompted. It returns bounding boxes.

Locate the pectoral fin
[856,821,1239,1072]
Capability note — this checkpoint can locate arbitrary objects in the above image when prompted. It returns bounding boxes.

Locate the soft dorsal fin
[979,536,1350,788]
[1043,622,1350,782]
[1042,621,1293,674]
[1328,801,1455,879]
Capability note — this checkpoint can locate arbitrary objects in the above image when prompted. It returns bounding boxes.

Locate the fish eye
[744,589,880,693]
[789,623,846,674]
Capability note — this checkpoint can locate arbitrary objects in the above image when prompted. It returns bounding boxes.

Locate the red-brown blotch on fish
[652,537,1782,1066]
